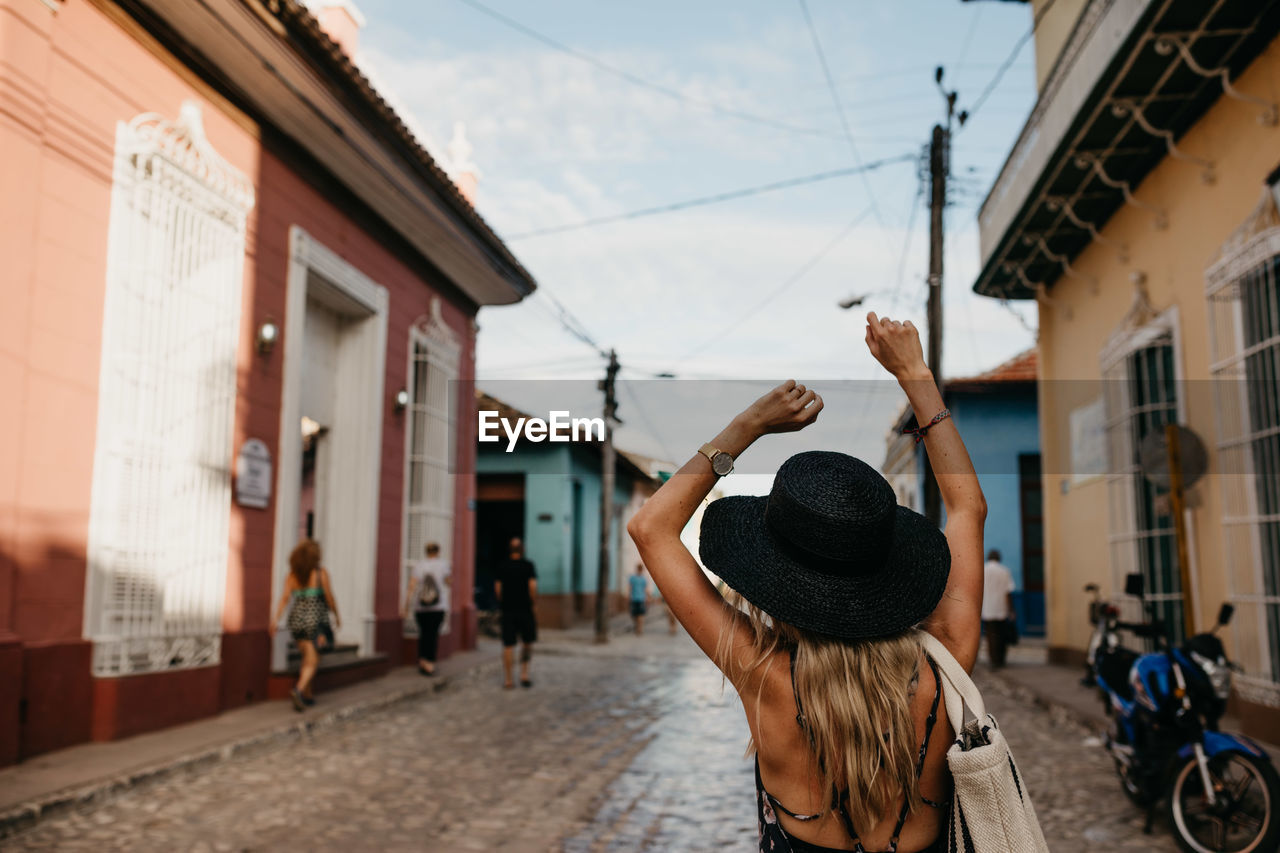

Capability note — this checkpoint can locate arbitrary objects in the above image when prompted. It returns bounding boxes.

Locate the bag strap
[919,633,987,730]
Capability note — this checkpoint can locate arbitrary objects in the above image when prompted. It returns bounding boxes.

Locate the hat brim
[699,496,950,641]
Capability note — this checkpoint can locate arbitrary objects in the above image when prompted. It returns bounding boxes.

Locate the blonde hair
[716,591,925,835]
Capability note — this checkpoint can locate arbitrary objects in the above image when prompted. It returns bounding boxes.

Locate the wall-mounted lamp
[394,388,410,413]
[256,319,279,357]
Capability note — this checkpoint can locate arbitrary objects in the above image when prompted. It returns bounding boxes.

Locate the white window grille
[1206,187,1280,705]
[84,102,254,676]
[1101,312,1186,647]
[402,299,461,611]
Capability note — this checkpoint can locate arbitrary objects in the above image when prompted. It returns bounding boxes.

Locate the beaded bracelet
[902,408,951,444]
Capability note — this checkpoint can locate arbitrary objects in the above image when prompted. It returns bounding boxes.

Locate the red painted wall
[0,0,484,762]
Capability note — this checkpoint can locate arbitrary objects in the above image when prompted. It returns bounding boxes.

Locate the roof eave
[972,0,1280,301]
[125,0,536,306]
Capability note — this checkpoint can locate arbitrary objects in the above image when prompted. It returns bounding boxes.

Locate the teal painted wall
[477,443,636,598]
[477,443,571,594]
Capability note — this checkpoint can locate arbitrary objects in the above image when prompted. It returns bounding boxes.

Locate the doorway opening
[272,227,388,660]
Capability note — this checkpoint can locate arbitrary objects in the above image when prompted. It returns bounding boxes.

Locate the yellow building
[973,1,1280,743]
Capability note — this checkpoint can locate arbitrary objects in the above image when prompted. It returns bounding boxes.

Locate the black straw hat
[699,451,950,641]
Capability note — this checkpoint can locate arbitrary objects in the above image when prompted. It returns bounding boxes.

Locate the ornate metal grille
[85,102,253,676]
[1206,190,1280,704]
[402,301,461,605]
[1102,326,1185,647]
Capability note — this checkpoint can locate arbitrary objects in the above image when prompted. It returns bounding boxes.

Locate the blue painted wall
[916,388,1042,635]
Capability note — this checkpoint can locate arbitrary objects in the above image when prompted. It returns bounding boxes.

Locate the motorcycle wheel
[1167,750,1280,853]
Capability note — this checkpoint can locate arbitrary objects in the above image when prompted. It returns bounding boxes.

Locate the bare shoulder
[747,649,808,764]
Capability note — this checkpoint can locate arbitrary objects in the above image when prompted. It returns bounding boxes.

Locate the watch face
[712,452,734,476]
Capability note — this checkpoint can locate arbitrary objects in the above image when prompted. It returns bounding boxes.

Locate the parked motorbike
[1084,573,1279,853]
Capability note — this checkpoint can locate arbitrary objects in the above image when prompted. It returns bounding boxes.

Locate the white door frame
[272,226,388,658]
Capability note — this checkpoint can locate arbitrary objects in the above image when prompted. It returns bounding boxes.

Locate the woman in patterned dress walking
[269,539,341,711]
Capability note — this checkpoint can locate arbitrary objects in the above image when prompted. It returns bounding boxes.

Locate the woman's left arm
[627,381,822,674]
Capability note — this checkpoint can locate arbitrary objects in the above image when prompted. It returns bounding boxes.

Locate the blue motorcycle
[1084,573,1279,853]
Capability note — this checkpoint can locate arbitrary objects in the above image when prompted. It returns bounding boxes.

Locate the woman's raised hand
[739,380,823,435]
[864,312,930,381]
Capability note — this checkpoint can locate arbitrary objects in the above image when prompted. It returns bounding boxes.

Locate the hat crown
[763,451,896,574]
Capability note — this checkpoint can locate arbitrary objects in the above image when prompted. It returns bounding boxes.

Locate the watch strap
[698,443,733,476]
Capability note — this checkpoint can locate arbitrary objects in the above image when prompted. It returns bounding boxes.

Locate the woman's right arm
[866,313,987,671]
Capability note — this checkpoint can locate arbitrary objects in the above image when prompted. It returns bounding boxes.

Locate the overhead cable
[452,0,841,140]
[506,154,913,240]
[621,380,681,468]
[889,181,926,312]
[963,0,1059,123]
[680,206,874,360]
[540,290,608,355]
[795,0,889,234]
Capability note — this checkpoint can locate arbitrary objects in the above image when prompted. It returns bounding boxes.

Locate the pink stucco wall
[0,0,482,761]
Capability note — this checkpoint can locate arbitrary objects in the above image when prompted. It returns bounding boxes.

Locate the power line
[621,380,681,468]
[541,290,608,355]
[963,0,1059,124]
[954,4,984,72]
[480,355,606,373]
[506,154,913,240]
[680,206,874,360]
[889,178,926,312]
[451,0,841,141]
[795,0,888,233]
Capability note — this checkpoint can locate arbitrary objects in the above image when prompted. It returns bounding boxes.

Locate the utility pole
[594,349,620,643]
[922,122,948,528]
[922,66,962,529]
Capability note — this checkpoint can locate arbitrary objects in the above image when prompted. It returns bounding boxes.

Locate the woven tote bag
[920,633,1049,853]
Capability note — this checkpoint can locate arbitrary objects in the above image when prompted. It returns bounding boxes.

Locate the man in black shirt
[495,536,538,688]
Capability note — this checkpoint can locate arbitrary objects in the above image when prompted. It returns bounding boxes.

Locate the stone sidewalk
[0,613,645,841]
[0,646,499,840]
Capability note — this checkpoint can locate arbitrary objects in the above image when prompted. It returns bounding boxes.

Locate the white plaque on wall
[1070,398,1107,485]
[235,438,273,508]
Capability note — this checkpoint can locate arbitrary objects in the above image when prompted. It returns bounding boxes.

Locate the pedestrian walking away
[628,314,990,853]
[495,536,537,689]
[269,539,341,712]
[404,541,451,676]
[981,549,1016,670]
[628,564,650,636]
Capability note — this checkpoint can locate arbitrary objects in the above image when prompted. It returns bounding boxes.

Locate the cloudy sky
[352,0,1041,478]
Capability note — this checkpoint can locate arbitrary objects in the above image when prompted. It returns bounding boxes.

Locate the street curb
[0,658,500,841]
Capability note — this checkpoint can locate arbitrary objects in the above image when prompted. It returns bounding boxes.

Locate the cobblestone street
[7,630,1176,851]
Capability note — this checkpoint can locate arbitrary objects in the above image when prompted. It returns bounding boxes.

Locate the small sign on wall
[235,438,273,508]
[1070,398,1107,485]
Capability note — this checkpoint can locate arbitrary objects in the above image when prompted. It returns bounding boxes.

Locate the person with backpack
[404,541,451,676]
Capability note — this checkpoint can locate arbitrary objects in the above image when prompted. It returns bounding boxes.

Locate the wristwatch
[698,443,735,476]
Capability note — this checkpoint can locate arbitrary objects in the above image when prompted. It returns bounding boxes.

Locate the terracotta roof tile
[269,0,536,293]
[950,348,1037,386]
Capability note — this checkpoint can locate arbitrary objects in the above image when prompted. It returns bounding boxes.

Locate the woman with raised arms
[628,314,985,853]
